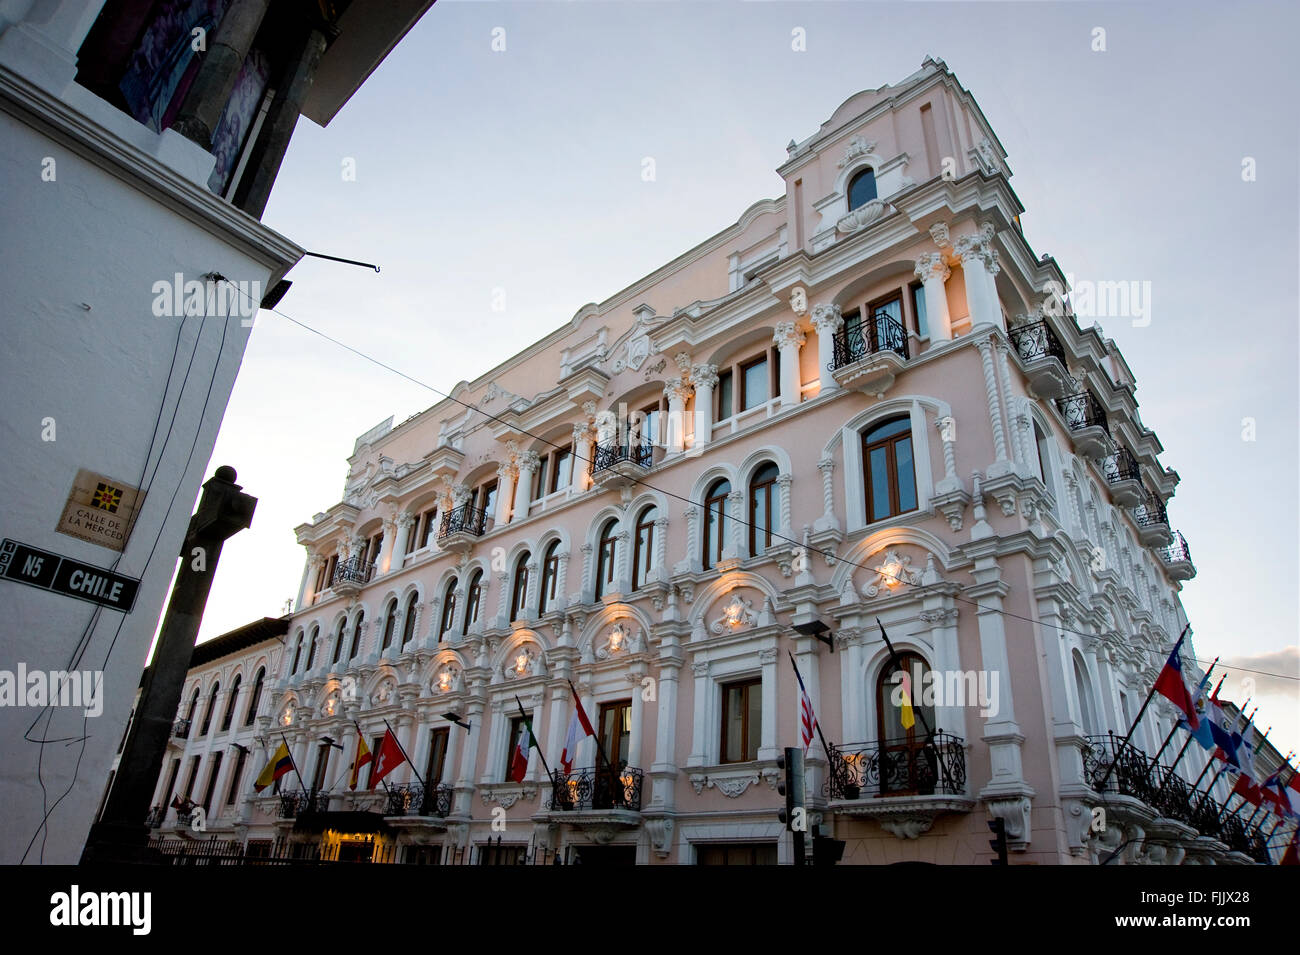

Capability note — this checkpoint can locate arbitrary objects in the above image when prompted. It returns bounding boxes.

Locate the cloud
[1216,646,1299,701]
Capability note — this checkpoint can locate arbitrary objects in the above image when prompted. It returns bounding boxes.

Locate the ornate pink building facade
[212,58,1281,865]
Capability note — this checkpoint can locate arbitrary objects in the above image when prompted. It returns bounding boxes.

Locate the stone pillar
[776,473,794,539]
[614,530,631,594]
[546,683,567,775]
[977,339,1012,477]
[375,516,396,575]
[683,506,700,573]
[955,228,1003,331]
[686,661,710,767]
[690,363,718,450]
[627,669,646,770]
[725,489,744,560]
[494,462,516,526]
[571,424,592,494]
[454,697,484,814]
[653,517,669,582]
[758,647,779,760]
[814,457,838,532]
[171,0,273,148]
[512,451,539,523]
[390,513,413,572]
[663,379,692,454]
[298,554,322,609]
[914,252,953,341]
[810,304,843,393]
[651,651,683,809]
[773,321,806,407]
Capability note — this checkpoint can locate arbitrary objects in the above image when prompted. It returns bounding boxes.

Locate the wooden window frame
[861,417,918,522]
[632,506,656,591]
[748,464,779,556]
[719,677,762,764]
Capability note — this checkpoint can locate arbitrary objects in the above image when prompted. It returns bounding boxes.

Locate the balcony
[1009,319,1071,398]
[823,733,973,837]
[384,784,453,823]
[173,718,191,740]
[437,503,489,553]
[829,310,910,397]
[277,790,332,819]
[1159,530,1196,581]
[331,556,373,597]
[548,766,644,829]
[1058,391,1110,459]
[1133,492,1172,548]
[1102,446,1144,507]
[589,442,653,491]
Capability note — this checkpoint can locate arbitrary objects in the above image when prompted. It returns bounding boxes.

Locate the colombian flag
[253,742,294,793]
[349,735,373,790]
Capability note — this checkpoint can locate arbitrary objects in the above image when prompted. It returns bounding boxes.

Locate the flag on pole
[253,741,294,793]
[349,734,373,790]
[508,708,538,784]
[788,653,818,754]
[1152,634,1198,730]
[1183,669,1216,750]
[560,685,596,775]
[370,729,405,787]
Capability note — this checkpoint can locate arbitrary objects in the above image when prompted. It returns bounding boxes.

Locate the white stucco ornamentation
[862,549,923,597]
[710,593,758,634]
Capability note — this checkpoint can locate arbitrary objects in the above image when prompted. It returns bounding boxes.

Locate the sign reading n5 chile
[55,468,145,552]
[0,539,140,612]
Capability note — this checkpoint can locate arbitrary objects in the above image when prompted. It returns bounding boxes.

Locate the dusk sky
[184,2,1297,754]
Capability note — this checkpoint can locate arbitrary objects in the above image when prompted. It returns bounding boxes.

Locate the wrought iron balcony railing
[1102,446,1140,486]
[1133,492,1169,529]
[1058,390,1108,433]
[824,733,967,800]
[590,441,653,476]
[438,503,489,542]
[1160,530,1192,564]
[277,790,331,818]
[331,556,374,588]
[384,783,453,818]
[1009,319,1066,364]
[1082,733,1161,803]
[830,309,909,370]
[549,765,644,812]
[173,717,191,739]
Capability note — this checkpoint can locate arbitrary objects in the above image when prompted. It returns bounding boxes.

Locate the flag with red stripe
[789,653,818,754]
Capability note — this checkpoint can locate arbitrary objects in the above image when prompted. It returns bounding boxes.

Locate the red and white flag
[561,683,596,775]
[789,653,818,754]
[370,729,405,787]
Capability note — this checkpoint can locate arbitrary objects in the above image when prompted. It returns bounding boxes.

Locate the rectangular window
[697,842,778,865]
[201,751,223,813]
[717,370,734,420]
[551,449,573,494]
[226,746,248,806]
[505,717,528,780]
[720,678,761,763]
[425,727,450,785]
[162,757,180,810]
[367,736,383,788]
[740,356,768,410]
[843,309,863,353]
[311,741,331,791]
[479,480,498,520]
[534,458,548,499]
[598,700,633,768]
[910,282,929,339]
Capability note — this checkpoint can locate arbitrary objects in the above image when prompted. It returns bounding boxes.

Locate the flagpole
[382,717,425,787]
[788,652,836,769]
[1153,734,1196,798]
[1151,657,1216,776]
[876,618,958,795]
[514,695,554,780]
[1094,624,1191,795]
[568,679,613,773]
[281,732,309,793]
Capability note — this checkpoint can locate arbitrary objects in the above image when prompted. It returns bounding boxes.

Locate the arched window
[305,625,319,671]
[200,682,220,736]
[748,463,779,556]
[538,541,561,613]
[702,478,731,567]
[330,619,346,666]
[875,652,937,795]
[401,592,419,646]
[632,506,658,591]
[244,668,265,726]
[290,632,303,675]
[1073,651,1097,736]
[439,577,459,639]
[186,685,200,721]
[463,570,483,635]
[348,611,365,661]
[847,167,877,211]
[862,417,917,522]
[595,519,618,598]
[1034,421,1050,483]
[380,600,397,652]
[220,674,241,732]
[510,552,531,622]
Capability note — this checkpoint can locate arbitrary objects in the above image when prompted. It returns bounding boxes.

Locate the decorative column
[690,363,718,450]
[663,379,692,454]
[776,473,794,539]
[686,661,711,767]
[524,557,539,619]
[955,227,1004,331]
[810,304,844,393]
[298,554,322,608]
[579,544,594,603]
[814,457,838,532]
[997,344,1029,472]
[651,650,683,809]
[454,697,484,814]
[914,253,953,341]
[389,513,413,571]
[615,530,631,594]
[512,451,540,523]
[683,506,700,572]
[758,647,779,760]
[653,517,669,582]
[725,489,744,560]
[570,423,593,494]
[977,339,1012,477]
[627,669,646,771]
[773,321,806,407]
[494,462,517,526]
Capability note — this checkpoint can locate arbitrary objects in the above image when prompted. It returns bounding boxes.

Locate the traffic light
[988,817,1008,865]
[776,747,805,831]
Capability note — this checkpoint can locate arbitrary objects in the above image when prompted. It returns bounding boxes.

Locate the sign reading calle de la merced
[55,468,144,552]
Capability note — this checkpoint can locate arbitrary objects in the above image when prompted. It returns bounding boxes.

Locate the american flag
[789,653,818,754]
